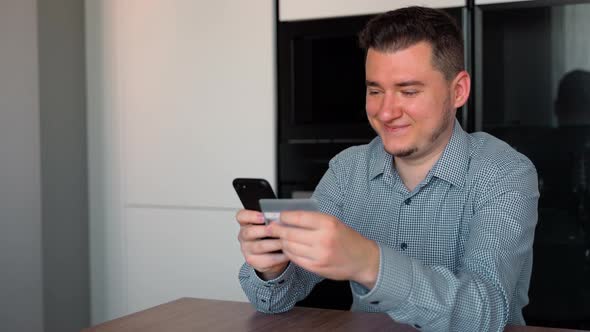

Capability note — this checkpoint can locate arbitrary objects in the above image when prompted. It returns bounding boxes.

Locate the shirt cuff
[247,263,295,311]
[249,262,294,287]
[351,243,414,311]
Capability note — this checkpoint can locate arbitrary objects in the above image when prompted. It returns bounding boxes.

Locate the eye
[402,90,420,97]
[367,89,382,96]
[401,90,419,96]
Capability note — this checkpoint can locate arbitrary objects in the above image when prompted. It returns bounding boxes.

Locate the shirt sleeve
[238,260,323,313]
[351,157,539,332]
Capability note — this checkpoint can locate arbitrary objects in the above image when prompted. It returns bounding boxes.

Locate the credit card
[259,198,319,225]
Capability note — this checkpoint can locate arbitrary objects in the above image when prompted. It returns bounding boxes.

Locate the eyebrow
[365,80,425,88]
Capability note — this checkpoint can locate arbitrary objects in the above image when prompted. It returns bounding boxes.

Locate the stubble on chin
[393,147,418,157]
[378,127,418,158]
[384,106,454,158]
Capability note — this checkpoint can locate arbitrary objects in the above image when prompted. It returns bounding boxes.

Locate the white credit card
[259,198,319,224]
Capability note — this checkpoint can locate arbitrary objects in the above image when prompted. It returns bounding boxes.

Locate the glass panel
[292,35,367,125]
[480,2,590,329]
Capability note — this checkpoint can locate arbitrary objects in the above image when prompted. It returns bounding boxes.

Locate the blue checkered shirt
[239,120,539,331]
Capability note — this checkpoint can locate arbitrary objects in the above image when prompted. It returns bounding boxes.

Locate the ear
[451,71,471,109]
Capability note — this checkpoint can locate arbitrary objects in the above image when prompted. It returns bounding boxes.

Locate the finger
[281,239,315,261]
[239,225,269,241]
[279,211,325,229]
[268,223,315,246]
[246,253,289,270]
[282,251,316,273]
[236,209,265,226]
[246,238,283,255]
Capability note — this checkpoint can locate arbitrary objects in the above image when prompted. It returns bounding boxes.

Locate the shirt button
[370,301,380,305]
[414,324,422,329]
[261,299,267,303]
[400,242,408,250]
[278,280,285,284]
[404,198,411,205]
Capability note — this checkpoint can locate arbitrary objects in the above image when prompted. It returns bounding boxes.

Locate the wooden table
[83,298,586,332]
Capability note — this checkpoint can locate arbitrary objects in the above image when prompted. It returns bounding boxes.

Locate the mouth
[383,124,410,134]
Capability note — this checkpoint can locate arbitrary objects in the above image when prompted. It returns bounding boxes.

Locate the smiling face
[365,42,469,162]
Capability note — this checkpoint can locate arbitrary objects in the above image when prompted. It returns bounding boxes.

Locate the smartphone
[232,178,277,211]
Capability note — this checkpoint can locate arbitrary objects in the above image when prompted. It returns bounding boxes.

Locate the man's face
[365,42,461,161]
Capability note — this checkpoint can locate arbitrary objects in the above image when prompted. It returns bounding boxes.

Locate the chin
[383,143,417,157]
[394,148,418,158]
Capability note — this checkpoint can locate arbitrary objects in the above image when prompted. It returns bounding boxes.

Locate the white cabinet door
[86,0,275,324]
[279,0,465,21]
[118,0,276,209]
[125,208,248,313]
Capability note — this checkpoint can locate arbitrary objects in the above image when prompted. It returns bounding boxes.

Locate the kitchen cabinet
[86,0,275,323]
[279,0,465,21]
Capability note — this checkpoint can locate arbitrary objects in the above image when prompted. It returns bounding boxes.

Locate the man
[236,6,539,332]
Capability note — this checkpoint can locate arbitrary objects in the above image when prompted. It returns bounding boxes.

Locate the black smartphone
[232,178,277,211]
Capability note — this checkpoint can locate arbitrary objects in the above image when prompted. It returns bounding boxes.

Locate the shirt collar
[429,119,470,189]
[369,119,470,189]
[369,136,389,180]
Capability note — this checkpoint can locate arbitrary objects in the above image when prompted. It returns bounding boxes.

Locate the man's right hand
[236,209,290,280]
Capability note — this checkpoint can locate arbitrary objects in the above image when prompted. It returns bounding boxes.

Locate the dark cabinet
[477,1,590,328]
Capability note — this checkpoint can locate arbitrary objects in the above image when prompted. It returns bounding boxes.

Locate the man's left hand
[266,211,380,289]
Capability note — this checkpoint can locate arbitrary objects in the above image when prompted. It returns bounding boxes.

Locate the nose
[377,92,403,122]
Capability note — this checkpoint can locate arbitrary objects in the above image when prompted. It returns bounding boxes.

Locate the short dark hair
[359,6,464,81]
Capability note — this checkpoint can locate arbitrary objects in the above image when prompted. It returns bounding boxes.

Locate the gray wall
[38,0,90,331]
[0,0,89,331]
[0,0,44,330]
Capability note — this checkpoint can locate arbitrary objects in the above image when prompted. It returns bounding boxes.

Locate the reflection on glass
[555,70,590,126]
[480,2,590,329]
